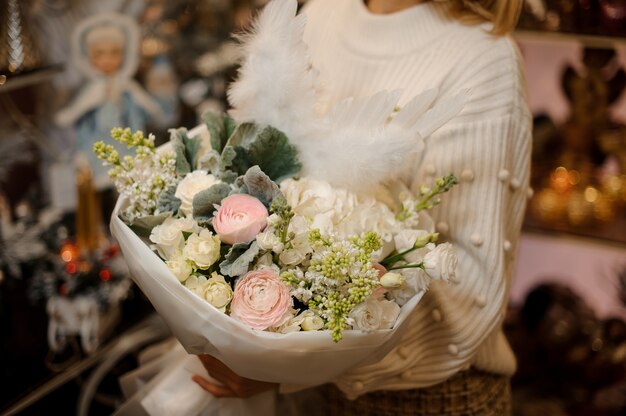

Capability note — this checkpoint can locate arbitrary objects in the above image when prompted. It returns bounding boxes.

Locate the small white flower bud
[380,272,406,289]
[413,232,437,248]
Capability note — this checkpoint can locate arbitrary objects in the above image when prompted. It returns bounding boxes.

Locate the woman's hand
[193,354,278,398]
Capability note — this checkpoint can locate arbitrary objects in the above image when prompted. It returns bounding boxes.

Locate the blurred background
[0,0,625,415]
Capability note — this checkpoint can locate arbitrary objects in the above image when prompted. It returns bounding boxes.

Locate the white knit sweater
[300,0,532,399]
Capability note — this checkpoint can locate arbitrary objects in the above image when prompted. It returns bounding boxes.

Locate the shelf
[514,29,626,49]
[523,215,626,248]
[0,64,64,94]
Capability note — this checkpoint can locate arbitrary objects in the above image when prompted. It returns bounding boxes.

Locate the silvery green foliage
[191,183,231,226]
[123,211,172,238]
[156,186,181,215]
[202,111,237,154]
[169,128,202,175]
[240,166,281,207]
[219,241,260,278]
[198,149,220,172]
[229,125,302,182]
[202,111,302,183]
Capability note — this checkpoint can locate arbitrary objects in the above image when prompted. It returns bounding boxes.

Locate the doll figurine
[56,13,163,189]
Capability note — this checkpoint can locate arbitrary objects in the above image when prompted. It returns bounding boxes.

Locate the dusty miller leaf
[169,128,201,174]
[122,212,172,238]
[218,170,238,184]
[219,241,260,277]
[231,126,302,182]
[198,149,221,173]
[156,186,181,214]
[220,146,237,170]
[242,166,281,207]
[203,111,237,154]
[225,123,258,148]
[192,183,231,224]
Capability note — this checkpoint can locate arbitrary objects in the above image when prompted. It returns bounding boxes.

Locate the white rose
[379,272,405,289]
[350,298,400,331]
[184,274,206,297]
[256,231,284,253]
[150,217,185,260]
[301,313,324,331]
[175,171,222,216]
[183,229,221,269]
[172,216,202,234]
[202,273,233,312]
[423,243,457,282]
[184,273,233,312]
[282,178,357,226]
[166,252,193,282]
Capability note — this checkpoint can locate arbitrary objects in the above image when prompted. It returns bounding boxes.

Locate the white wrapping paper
[115,341,277,416]
[111,200,424,385]
[112,183,427,416]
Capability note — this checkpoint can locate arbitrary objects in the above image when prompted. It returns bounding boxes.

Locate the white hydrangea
[280,178,402,241]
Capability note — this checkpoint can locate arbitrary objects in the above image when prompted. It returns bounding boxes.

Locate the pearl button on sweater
[301,0,531,399]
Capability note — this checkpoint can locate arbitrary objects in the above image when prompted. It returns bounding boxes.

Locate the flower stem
[387,262,424,271]
[414,174,458,212]
[381,246,421,266]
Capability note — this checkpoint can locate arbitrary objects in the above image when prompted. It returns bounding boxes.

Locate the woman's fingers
[194,354,277,398]
[192,375,238,398]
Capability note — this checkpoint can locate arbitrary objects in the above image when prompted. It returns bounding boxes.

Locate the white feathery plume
[228,0,466,193]
[228,0,317,139]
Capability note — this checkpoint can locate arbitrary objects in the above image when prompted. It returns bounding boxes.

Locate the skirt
[318,368,511,416]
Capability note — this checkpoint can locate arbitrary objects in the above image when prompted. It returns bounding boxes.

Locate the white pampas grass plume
[297,89,467,192]
[228,0,317,139]
[228,0,466,193]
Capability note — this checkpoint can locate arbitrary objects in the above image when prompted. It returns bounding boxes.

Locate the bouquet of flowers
[102,116,457,376]
[106,0,466,413]
[102,125,459,337]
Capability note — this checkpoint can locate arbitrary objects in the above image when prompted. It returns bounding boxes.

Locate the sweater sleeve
[332,105,531,398]
[323,32,533,397]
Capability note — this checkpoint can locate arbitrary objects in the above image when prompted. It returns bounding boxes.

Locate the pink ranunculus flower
[212,194,269,245]
[230,269,292,330]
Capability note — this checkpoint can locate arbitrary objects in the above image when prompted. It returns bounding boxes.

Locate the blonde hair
[446,0,523,35]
